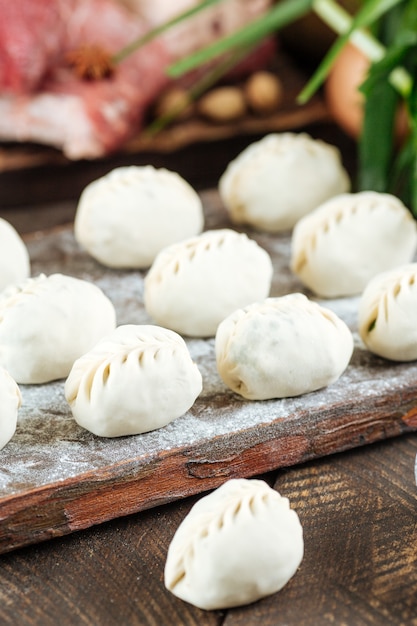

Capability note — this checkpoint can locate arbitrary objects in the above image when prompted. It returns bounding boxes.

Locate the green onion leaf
[113,0,225,64]
[358,71,398,193]
[298,0,404,104]
[167,0,313,78]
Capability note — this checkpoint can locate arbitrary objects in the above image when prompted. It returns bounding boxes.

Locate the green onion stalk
[114,0,417,217]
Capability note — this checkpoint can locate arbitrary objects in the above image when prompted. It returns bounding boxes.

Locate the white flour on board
[1,192,416,495]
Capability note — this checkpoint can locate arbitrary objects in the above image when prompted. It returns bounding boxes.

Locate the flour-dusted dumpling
[74,165,204,269]
[291,191,417,298]
[0,217,30,291]
[0,367,21,450]
[216,294,353,399]
[144,228,273,337]
[219,132,350,232]
[65,324,202,437]
[0,273,116,384]
[165,478,303,610]
[358,263,417,361]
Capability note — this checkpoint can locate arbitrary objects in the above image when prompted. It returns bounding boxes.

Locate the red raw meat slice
[0,0,65,93]
[0,0,275,159]
[0,0,171,158]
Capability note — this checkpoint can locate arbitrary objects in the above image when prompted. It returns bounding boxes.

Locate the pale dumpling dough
[164,478,304,610]
[74,165,204,268]
[0,273,116,384]
[144,228,273,337]
[0,217,30,291]
[65,324,202,437]
[0,367,21,450]
[216,293,353,399]
[358,263,417,361]
[219,132,350,232]
[291,191,417,298]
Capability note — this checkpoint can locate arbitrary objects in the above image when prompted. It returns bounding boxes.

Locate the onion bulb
[324,42,369,139]
[324,42,408,142]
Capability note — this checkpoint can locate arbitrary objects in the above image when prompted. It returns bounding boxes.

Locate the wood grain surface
[1,189,417,557]
[0,434,416,626]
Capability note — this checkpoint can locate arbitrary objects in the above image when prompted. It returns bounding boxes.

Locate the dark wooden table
[0,127,416,626]
[0,435,415,626]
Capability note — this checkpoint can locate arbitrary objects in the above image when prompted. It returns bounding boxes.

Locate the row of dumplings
[1,132,417,448]
[0,271,352,447]
[74,132,417,298]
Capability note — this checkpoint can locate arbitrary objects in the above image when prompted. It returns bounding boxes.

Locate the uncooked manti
[164,478,304,610]
[0,217,30,291]
[144,228,273,337]
[215,294,353,399]
[74,165,204,269]
[358,263,417,361]
[291,191,417,298]
[65,324,202,437]
[219,132,350,232]
[0,367,21,450]
[0,273,116,384]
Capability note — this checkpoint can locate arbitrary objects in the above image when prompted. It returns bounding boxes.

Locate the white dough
[358,263,417,361]
[74,165,204,269]
[0,273,117,384]
[144,228,273,337]
[219,132,350,232]
[65,324,202,437]
[0,367,21,450]
[0,217,30,291]
[216,294,353,399]
[164,478,304,610]
[291,191,417,298]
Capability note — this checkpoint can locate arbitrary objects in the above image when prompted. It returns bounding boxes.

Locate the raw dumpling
[144,228,273,337]
[216,293,353,399]
[65,324,202,437]
[0,217,30,291]
[164,478,304,610]
[0,273,116,384]
[358,263,417,361]
[74,165,204,269]
[218,132,350,232]
[0,367,21,450]
[291,191,417,298]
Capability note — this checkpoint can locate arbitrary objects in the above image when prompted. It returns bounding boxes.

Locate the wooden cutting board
[1,189,416,555]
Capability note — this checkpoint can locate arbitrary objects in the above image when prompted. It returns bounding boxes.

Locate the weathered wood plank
[1,190,416,555]
[0,437,415,625]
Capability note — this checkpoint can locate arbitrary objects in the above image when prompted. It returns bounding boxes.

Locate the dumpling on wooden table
[144,228,273,337]
[0,217,30,292]
[0,273,116,384]
[164,478,304,610]
[74,166,204,269]
[358,263,417,361]
[0,367,21,450]
[65,324,202,437]
[215,293,353,399]
[291,191,417,298]
[219,132,350,232]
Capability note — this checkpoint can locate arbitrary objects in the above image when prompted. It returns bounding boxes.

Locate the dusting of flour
[1,194,416,497]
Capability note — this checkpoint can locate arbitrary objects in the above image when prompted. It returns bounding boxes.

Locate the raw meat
[0,0,171,159]
[0,0,65,93]
[0,0,273,159]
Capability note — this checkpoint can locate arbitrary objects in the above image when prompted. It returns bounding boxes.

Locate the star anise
[66,44,114,80]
